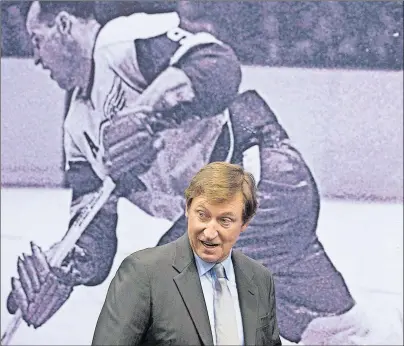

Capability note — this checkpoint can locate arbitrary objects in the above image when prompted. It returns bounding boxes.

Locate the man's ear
[185,199,192,217]
[55,11,72,35]
[241,221,249,233]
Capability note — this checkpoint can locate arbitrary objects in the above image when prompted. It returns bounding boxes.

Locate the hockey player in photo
[5,1,402,345]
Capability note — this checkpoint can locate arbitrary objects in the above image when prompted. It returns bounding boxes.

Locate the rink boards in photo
[1,185,402,345]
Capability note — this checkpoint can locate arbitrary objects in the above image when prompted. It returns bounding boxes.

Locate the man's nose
[203,221,219,239]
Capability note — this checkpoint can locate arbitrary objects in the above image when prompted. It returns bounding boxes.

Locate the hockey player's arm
[63,161,119,287]
[173,41,242,116]
[6,162,119,328]
[140,41,242,118]
[92,255,151,345]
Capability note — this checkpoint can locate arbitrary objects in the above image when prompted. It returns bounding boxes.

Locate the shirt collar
[193,249,235,282]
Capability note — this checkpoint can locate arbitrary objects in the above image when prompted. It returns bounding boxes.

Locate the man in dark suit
[92,161,282,346]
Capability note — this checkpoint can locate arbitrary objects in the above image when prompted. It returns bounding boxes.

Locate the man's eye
[221,218,232,225]
[197,211,206,218]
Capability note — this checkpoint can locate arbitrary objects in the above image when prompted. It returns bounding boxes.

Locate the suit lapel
[232,250,259,346]
[172,235,214,346]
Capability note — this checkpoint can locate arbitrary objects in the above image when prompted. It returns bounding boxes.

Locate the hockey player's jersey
[64,12,241,220]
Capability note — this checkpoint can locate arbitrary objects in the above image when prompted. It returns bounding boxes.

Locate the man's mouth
[200,240,219,248]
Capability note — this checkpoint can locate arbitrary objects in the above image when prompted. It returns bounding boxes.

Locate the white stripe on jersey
[103,75,126,120]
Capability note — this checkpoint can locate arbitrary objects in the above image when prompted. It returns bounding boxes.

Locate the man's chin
[196,245,222,263]
[54,78,71,91]
[56,82,67,90]
[199,253,219,263]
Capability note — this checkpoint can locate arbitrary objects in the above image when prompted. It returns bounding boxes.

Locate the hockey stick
[1,177,116,345]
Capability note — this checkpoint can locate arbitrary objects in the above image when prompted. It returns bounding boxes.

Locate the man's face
[186,193,248,263]
[26,1,82,91]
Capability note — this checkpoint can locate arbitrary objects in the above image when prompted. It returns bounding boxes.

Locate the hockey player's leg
[234,142,355,343]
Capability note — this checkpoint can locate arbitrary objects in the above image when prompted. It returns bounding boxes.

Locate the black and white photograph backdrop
[1,1,403,345]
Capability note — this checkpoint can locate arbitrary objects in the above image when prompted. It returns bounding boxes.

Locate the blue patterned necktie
[212,263,240,345]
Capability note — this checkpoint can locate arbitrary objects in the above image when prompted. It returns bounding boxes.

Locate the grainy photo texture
[1,1,403,345]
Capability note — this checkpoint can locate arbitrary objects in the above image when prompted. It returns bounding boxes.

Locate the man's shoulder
[94,12,180,54]
[90,12,182,102]
[125,239,178,268]
[233,249,273,279]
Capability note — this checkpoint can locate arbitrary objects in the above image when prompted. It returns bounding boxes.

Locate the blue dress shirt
[193,250,244,345]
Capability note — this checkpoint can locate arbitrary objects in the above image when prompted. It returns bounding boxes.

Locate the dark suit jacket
[92,234,281,345]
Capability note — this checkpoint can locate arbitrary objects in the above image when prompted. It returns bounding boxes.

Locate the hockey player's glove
[137,67,195,112]
[6,242,81,328]
[102,67,197,184]
[102,106,166,182]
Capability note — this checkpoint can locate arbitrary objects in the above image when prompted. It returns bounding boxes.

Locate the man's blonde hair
[185,162,258,224]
